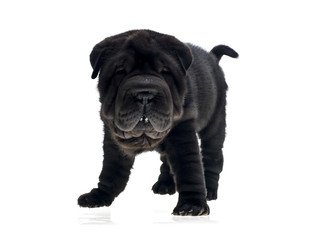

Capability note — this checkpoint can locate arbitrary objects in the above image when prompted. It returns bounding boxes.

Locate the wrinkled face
[90,30,192,150]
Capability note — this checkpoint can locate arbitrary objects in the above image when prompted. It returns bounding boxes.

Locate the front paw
[78,188,114,208]
[172,192,210,216]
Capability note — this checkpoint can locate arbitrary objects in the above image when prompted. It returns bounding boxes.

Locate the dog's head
[90,30,192,150]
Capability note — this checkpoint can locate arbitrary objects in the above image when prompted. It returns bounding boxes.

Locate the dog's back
[184,44,238,132]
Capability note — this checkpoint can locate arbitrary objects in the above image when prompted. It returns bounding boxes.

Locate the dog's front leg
[162,120,209,216]
[78,126,134,208]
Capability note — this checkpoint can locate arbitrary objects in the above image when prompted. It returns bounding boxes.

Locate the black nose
[134,90,156,105]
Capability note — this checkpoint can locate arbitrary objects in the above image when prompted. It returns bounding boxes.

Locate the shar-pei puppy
[78,30,238,216]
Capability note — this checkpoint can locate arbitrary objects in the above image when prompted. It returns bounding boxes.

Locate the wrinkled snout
[112,75,173,137]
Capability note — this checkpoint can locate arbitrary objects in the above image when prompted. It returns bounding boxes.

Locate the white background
[1,0,319,239]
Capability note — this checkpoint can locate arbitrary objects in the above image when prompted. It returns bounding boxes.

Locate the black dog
[78,30,238,216]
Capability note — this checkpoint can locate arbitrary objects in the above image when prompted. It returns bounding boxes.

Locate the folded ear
[90,44,105,79]
[159,35,193,74]
[174,43,193,73]
[90,31,135,79]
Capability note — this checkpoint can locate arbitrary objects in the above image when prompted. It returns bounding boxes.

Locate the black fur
[78,30,238,216]
[211,45,239,62]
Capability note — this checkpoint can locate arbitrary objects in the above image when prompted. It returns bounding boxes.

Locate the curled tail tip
[211,45,239,62]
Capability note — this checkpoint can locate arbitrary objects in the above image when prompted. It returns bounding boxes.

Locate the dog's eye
[161,67,170,74]
[115,66,126,75]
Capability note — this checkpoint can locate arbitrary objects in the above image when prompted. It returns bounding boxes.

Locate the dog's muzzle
[111,75,173,139]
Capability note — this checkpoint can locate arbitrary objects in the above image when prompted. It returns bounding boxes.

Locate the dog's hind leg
[198,94,227,200]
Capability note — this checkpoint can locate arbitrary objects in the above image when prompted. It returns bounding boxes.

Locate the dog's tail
[211,45,238,63]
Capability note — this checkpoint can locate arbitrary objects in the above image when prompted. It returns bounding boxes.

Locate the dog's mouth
[113,114,171,140]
